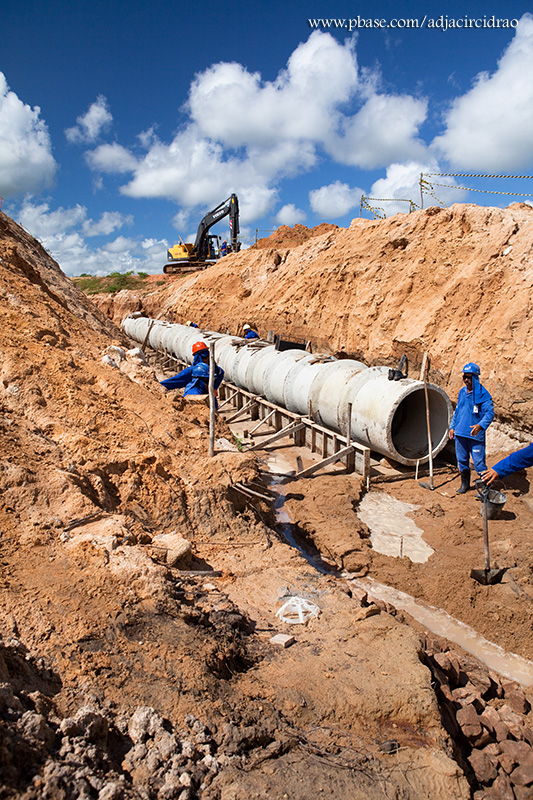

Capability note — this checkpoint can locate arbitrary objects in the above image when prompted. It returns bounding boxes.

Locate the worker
[160,341,224,400]
[221,240,229,256]
[185,321,199,328]
[482,443,533,485]
[449,362,494,494]
[243,324,259,340]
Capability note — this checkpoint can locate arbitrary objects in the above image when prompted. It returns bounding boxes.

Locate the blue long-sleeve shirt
[160,352,224,396]
[244,329,259,340]
[450,377,494,442]
[493,443,533,478]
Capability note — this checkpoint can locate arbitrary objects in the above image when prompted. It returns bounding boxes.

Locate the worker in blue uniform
[482,443,533,485]
[185,321,199,328]
[243,324,259,340]
[449,362,494,494]
[160,341,224,399]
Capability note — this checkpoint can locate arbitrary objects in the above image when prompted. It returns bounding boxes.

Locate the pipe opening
[391,387,450,461]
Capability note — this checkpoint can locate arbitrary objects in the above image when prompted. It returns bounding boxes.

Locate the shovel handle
[482,501,491,571]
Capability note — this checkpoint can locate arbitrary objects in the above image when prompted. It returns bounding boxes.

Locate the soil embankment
[3,205,533,798]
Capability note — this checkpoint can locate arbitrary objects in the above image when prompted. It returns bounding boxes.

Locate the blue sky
[1,0,532,276]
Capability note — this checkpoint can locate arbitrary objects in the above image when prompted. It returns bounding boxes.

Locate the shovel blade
[470,567,507,585]
[418,481,435,491]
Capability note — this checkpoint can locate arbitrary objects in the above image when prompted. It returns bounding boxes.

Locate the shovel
[470,500,506,585]
[418,352,435,491]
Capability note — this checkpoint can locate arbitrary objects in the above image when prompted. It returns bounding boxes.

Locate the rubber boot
[456,469,471,494]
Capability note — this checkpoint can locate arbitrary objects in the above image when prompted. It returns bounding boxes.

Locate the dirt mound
[254,222,339,249]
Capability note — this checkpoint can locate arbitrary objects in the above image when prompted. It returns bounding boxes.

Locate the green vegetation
[72,271,152,295]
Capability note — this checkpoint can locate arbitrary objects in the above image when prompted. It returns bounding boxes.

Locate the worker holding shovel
[449,362,494,494]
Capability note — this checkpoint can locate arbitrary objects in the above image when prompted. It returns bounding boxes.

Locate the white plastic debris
[275,596,320,624]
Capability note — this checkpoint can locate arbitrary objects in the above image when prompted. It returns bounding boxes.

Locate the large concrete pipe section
[122,317,452,466]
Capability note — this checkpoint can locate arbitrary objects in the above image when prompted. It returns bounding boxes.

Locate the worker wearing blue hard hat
[449,362,494,494]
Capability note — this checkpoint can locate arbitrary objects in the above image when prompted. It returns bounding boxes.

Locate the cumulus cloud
[187,32,358,148]
[433,14,533,170]
[0,73,57,197]
[65,95,113,144]
[85,142,138,173]
[367,161,466,215]
[85,31,428,222]
[332,94,428,169]
[82,211,133,237]
[15,200,164,277]
[275,204,306,225]
[309,181,363,219]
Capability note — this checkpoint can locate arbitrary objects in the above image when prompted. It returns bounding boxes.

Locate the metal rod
[208,342,216,457]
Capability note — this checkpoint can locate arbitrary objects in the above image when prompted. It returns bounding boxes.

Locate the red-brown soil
[3,206,533,799]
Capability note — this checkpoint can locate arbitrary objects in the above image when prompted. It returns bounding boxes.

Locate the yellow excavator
[164,194,241,274]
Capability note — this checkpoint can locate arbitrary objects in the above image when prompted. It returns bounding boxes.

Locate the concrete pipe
[122,316,452,466]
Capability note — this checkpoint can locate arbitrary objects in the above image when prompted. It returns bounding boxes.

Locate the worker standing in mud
[159,341,224,401]
[449,363,494,494]
[243,324,259,340]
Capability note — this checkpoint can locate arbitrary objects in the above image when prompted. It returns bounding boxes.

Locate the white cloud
[275,203,306,225]
[82,211,133,237]
[187,32,358,148]
[309,181,363,218]
[65,95,113,144]
[367,161,466,215]
[101,236,135,254]
[332,94,428,169]
[18,200,86,237]
[85,142,138,173]
[85,32,427,222]
[14,199,166,277]
[0,73,57,197]
[433,14,533,170]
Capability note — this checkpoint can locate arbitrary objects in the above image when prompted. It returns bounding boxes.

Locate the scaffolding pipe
[122,317,452,466]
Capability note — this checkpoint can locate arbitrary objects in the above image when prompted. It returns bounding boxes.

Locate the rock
[98,782,124,800]
[18,711,55,747]
[499,740,532,774]
[457,704,484,742]
[480,705,502,735]
[452,685,485,713]
[154,533,192,568]
[499,704,526,740]
[128,706,165,743]
[468,748,498,783]
[353,604,380,621]
[510,751,533,786]
[492,771,516,800]
[270,634,295,648]
[502,683,531,715]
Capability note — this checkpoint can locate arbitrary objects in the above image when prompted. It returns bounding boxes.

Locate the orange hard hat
[192,341,208,355]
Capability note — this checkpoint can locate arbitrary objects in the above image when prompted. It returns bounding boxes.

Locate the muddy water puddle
[357,491,434,563]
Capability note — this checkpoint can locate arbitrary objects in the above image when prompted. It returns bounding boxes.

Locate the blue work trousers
[455,435,487,475]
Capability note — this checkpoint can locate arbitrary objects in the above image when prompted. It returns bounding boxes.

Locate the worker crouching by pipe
[160,341,224,406]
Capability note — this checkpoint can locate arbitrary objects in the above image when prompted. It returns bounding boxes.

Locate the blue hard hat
[462,362,480,375]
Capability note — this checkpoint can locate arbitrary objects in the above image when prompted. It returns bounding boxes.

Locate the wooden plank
[296,445,354,478]
[246,420,306,451]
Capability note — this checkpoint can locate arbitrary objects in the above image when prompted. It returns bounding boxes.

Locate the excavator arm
[193,194,240,261]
